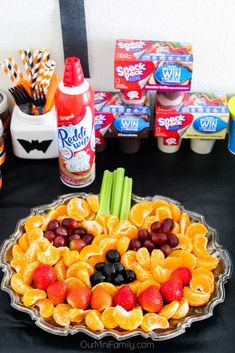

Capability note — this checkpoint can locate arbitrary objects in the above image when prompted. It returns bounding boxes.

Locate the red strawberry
[33,264,57,290]
[47,280,68,305]
[171,267,192,286]
[160,278,183,303]
[113,285,136,311]
[138,286,163,313]
[67,286,92,309]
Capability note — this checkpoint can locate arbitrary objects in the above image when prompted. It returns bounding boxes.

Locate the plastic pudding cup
[157,138,182,153]
[190,139,216,154]
[119,138,141,154]
[96,139,107,153]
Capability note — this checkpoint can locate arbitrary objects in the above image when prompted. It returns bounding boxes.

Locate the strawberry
[47,280,68,305]
[67,286,92,309]
[113,285,136,311]
[160,278,183,303]
[33,264,57,290]
[171,267,192,286]
[138,286,163,313]
[90,287,112,311]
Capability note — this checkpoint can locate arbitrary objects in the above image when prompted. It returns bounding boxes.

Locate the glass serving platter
[0,193,232,341]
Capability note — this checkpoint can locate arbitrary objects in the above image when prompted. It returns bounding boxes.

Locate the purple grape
[138,229,150,242]
[167,233,179,248]
[69,234,81,242]
[162,218,174,234]
[129,238,142,251]
[160,244,172,256]
[62,218,77,230]
[44,230,56,242]
[152,233,168,245]
[82,233,94,245]
[73,227,87,237]
[150,221,162,233]
[47,220,60,231]
[55,226,68,238]
[53,236,66,247]
[144,239,155,252]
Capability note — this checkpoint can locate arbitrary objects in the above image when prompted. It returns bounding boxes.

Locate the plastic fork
[31,85,46,115]
[9,85,32,114]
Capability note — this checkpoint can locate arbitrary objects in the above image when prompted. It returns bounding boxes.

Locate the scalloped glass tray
[0,193,232,341]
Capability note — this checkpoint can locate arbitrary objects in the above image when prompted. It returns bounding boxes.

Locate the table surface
[0,137,234,353]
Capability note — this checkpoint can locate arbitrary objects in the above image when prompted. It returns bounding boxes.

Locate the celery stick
[112,167,125,218]
[119,177,133,220]
[111,169,118,215]
[97,170,113,216]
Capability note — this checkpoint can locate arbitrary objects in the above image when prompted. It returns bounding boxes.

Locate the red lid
[63,57,84,87]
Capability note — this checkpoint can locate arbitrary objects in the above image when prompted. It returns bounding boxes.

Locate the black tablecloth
[0,137,234,353]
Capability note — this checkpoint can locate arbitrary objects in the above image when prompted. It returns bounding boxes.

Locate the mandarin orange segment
[68,261,94,277]
[25,243,40,262]
[77,268,91,287]
[117,236,130,256]
[99,238,117,254]
[69,308,88,322]
[65,277,86,290]
[92,282,117,296]
[101,307,118,329]
[137,280,160,295]
[176,234,193,252]
[163,256,182,271]
[67,197,90,222]
[37,244,60,265]
[121,250,137,269]
[127,280,141,294]
[28,228,44,244]
[86,195,99,213]
[95,214,108,236]
[196,256,219,271]
[169,203,181,222]
[172,298,189,319]
[34,237,50,249]
[79,244,103,261]
[179,251,196,270]
[136,247,151,270]
[129,202,153,228]
[12,244,25,259]
[85,212,96,221]
[152,265,171,283]
[172,221,180,234]
[85,310,104,331]
[10,257,27,274]
[142,216,158,231]
[41,210,58,231]
[152,199,169,209]
[22,289,46,307]
[54,204,68,217]
[192,268,215,283]
[54,260,68,281]
[183,287,210,306]
[193,236,210,258]
[36,299,54,318]
[179,213,190,234]
[190,274,214,294]
[111,220,138,240]
[151,249,165,270]
[63,250,79,267]
[53,304,71,326]
[186,222,208,239]
[168,250,183,257]
[159,301,179,319]
[113,305,143,331]
[131,263,153,282]
[10,273,31,295]
[141,313,169,332]
[25,215,45,233]
[87,255,105,267]
[57,246,69,257]
[155,206,172,222]
[106,215,119,235]
[92,234,108,246]
[18,233,30,252]
[82,220,103,237]
[23,261,40,285]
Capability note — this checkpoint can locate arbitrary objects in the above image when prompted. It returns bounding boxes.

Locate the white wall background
[0,0,235,95]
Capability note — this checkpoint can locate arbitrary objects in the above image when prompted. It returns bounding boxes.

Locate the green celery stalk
[110,169,118,215]
[111,167,125,218]
[97,170,113,216]
[119,176,133,220]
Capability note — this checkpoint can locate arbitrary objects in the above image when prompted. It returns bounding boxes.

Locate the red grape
[138,229,150,242]
[53,236,66,247]
[69,239,86,251]
[152,233,168,245]
[73,227,87,237]
[167,233,179,247]
[129,238,142,251]
[82,233,94,245]
[55,226,68,238]
[160,244,172,256]
[144,239,155,252]
[44,230,56,242]
[47,220,60,231]
[162,218,174,234]
[150,221,162,233]
[69,234,80,242]
[62,218,77,230]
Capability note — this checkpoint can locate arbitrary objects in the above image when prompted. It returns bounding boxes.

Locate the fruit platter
[0,168,232,340]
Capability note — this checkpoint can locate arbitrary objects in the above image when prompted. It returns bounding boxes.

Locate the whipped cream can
[55,57,95,188]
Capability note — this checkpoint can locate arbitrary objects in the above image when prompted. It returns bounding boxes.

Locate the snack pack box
[114,39,193,92]
[154,92,229,146]
[94,91,150,142]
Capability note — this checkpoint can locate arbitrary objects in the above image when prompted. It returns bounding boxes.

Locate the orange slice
[65,277,86,290]
[37,244,60,265]
[136,247,151,270]
[179,251,196,270]
[152,265,171,283]
[77,268,91,287]
[192,268,215,283]
[101,307,118,329]
[22,289,46,307]
[176,234,193,252]
[69,308,88,322]
[67,197,90,221]
[85,310,104,330]
[86,195,99,213]
[53,303,71,326]
[196,256,219,271]
[113,305,143,330]
[141,313,169,332]
[137,280,160,295]
[25,243,40,262]
[172,221,180,234]
[79,244,103,261]
[41,209,58,231]
[36,298,54,318]
[159,301,179,319]
[155,206,172,222]
[186,222,208,239]
[54,260,67,281]
[23,261,40,285]
[193,236,210,258]
[111,220,138,240]
[99,238,117,254]
[179,213,190,234]
[121,250,137,269]
[92,282,117,296]
[172,298,189,319]
[130,263,153,281]
[151,249,165,270]
[168,250,183,257]
[190,274,214,294]
[127,280,141,294]
[18,233,30,252]
[142,216,158,231]
[24,215,45,233]
[117,236,130,256]
[82,220,103,237]
[28,228,44,244]
[163,257,182,271]
[63,250,79,267]
[10,273,31,295]
[169,203,181,222]
[183,287,210,306]
[129,202,153,228]
[12,244,25,260]
[106,215,119,235]
[10,257,27,274]
[54,204,68,217]
[87,255,105,267]
[152,199,169,209]
[95,214,108,236]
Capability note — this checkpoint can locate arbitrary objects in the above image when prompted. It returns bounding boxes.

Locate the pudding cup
[190,139,216,154]
[157,138,182,153]
[119,138,141,154]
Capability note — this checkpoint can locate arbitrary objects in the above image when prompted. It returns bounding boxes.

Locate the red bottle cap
[63,56,84,87]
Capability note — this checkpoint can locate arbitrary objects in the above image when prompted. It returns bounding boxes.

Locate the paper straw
[41,49,50,64]
[41,60,56,93]
[19,49,31,78]
[8,56,24,81]
[0,60,16,84]
[25,49,34,78]
[31,50,43,88]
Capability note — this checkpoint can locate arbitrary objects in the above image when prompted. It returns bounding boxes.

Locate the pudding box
[114,39,193,94]
[154,92,229,146]
[94,91,150,146]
